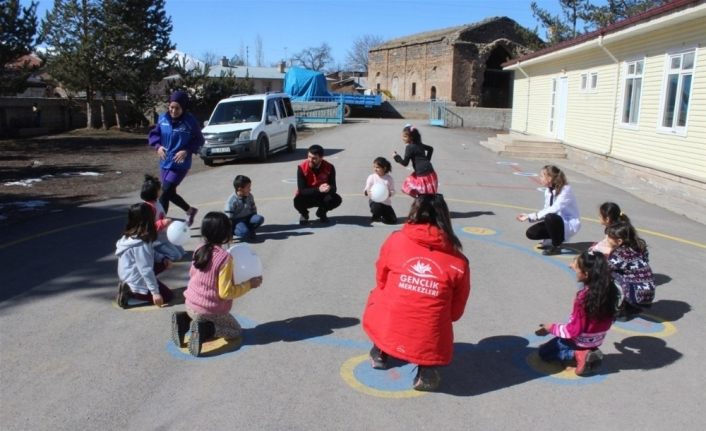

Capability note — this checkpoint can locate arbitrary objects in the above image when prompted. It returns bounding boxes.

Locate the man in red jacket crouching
[293,144,342,224]
[362,194,471,391]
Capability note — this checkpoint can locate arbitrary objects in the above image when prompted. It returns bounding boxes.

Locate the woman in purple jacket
[148,90,204,226]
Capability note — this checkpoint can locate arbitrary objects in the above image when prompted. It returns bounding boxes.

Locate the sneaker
[299,213,310,225]
[171,311,191,347]
[316,208,329,223]
[370,345,388,369]
[575,348,603,376]
[186,207,198,227]
[413,366,441,391]
[537,240,552,250]
[542,246,562,256]
[116,281,131,309]
[188,320,215,357]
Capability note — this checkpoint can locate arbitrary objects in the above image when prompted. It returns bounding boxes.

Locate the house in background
[503,0,705,206]
[367,17,540,107]
[208,57,286,93]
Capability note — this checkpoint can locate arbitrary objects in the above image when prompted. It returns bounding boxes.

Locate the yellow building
[504,0,705,205]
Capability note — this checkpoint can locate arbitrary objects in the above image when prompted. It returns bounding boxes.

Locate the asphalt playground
[1,119,704,430]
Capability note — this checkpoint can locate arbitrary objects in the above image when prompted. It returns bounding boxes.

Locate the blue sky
[27,0,568,67]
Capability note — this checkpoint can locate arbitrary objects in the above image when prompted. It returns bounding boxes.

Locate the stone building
[368,17,540,107]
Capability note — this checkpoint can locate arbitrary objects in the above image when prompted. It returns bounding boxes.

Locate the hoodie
[362,223,471,366]
[115,236,164,296]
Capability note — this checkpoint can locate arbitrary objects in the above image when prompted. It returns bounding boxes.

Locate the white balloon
[369,183,389,203]
[166,221,190,246]
[228,244,263,284]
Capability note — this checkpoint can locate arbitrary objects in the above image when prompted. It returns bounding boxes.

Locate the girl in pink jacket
[363,194,471,391]
[173,212,262,357]
[535,250,619,376]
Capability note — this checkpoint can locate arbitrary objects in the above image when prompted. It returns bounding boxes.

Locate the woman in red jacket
[362,194,471,391]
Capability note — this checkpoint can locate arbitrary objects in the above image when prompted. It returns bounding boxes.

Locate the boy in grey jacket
[224,175,264,241]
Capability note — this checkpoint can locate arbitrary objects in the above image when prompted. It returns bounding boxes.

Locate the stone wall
[382,101,511,130]
[0,97,140,138]
[368,40,454,103]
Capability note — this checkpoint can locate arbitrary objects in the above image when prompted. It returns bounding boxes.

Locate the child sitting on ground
[141,174,185,261]
[590,202,631,255]
[115,203,174,308]
[364,157,397,224]
[535,250,618,376]
[224,175,264,241]
[604,221,655,321]
[173,212,263,357]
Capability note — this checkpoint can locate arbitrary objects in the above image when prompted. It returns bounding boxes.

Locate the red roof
[503,0,702,67]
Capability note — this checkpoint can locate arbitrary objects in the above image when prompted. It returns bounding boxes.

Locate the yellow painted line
[340,354,425,398]
[611,313,677,337]
[0,215,124,250]
[2,196,704,250]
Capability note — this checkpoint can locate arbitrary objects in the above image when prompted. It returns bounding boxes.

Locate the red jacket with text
[362,223,471,366]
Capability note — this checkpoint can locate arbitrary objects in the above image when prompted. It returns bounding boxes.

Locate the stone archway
[430,86,437,100]
[480,45,513,108]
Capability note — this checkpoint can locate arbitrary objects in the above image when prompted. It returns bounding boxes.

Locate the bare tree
[229,54,245,66]
[255,34,264,67]
[200,51,220,66]
[291,43,332,71]
[346,34,384,72]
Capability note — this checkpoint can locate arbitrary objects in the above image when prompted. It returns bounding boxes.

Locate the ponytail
[192,212,233,270]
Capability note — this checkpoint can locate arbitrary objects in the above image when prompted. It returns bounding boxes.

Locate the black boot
[171,311,191,347]
[188,320,216,357]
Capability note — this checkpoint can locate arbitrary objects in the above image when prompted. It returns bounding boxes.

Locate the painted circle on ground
[522,350,606,385]
[340,354,425,398]
[462,226,498,236]
[166,335,245,360]
[496,161,519,166]
[611,313,677,337]
[513,172,538,177]
[282,178,297,184]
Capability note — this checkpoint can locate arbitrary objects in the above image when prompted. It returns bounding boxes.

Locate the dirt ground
[0,127,314,227]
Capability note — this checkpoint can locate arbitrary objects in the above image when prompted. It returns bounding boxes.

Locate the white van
[199,93,297,165]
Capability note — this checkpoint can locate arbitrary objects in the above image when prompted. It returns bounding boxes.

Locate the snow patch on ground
[3,171,103,187]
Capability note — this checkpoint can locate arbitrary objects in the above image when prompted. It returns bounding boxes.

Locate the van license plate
[211,147,230,154]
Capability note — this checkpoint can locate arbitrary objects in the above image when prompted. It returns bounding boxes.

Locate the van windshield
[209,100,264,125]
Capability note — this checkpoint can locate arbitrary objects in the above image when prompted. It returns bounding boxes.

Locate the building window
[659,49,695,134]
[621,59,644,125]
[580,72,598,92]
[411,82,416,96]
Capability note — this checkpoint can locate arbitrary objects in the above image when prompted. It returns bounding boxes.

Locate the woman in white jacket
[115,203,174,308]
[516,165,581,255]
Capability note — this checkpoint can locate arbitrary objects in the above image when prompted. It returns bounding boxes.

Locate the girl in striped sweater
[172,212,262,357]
[535,250,619,376]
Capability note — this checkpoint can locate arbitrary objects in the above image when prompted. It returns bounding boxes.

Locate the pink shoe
[186,207,198,227]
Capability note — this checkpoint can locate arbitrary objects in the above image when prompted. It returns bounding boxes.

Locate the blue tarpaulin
[283,67,332,101]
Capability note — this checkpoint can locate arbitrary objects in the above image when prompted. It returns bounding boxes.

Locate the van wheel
[257,136,269,162]
[204,159,214,166]
[286,130,296,153]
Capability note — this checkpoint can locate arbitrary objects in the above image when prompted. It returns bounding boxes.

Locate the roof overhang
[504,1,706,70]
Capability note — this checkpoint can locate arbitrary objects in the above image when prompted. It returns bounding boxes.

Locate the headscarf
[169,90,190,110]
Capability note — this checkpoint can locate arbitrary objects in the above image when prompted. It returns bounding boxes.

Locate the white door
[554,76,568,140]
